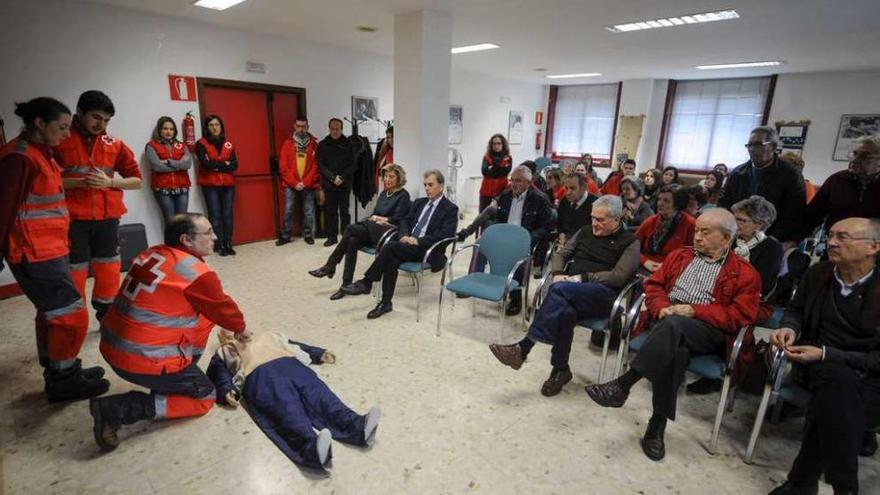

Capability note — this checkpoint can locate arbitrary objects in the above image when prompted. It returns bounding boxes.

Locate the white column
[393,10,452,198]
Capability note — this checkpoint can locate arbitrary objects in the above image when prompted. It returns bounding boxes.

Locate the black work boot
[44,363,110,403]
[90,391,156,452]
[93,301,111,322]
[39,357,105,380]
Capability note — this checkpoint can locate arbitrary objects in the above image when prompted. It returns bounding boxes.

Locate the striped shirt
[668,249,727,305]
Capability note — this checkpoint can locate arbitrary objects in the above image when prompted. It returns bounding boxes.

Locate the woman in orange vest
[479,134,512,212]
[56,90,143,323]
[91,213,249,452]
[0,97,109,402]
[196,114,238,256]
[146,116,192,223]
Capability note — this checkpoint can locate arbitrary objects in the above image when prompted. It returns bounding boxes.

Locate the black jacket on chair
[398,196,459,270]
[719,156,806,243]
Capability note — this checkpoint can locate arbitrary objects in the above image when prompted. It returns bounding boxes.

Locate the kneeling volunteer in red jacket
[585,208,759,462]
[90,213,250,452]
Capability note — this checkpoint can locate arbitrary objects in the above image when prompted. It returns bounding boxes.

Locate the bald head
[827,217,880,267]
[694,208,737,259]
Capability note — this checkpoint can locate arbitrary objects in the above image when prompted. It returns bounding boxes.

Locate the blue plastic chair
[436,224,532,338]
[625,323,752,454]
[394,235,458,322]
[534,156,553,173]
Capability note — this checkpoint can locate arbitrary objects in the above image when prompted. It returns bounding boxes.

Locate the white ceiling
[86,0,880,84]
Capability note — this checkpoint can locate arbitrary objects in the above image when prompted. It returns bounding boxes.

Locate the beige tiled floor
[1,238,877,494]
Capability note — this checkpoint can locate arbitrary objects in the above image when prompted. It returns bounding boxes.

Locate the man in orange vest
[0,97,109,402]
[56,90,142,322]
[90,213,250,451]
[277,118,320,245]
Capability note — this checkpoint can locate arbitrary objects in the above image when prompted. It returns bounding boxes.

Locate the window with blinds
[549,83,620,158]
[661,77,773,170]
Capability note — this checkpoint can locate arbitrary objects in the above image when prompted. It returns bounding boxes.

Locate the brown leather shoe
[541,368,573,397]
[489,344,524,370]
[584,380,629,408]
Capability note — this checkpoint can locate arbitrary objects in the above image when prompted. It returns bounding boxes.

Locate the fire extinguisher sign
[168,75,197,102]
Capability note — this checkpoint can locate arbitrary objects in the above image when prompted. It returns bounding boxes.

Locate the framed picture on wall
[449,105,463,144]
[351,95,381,143]
[508,110,524,145]
[833,114,880,161]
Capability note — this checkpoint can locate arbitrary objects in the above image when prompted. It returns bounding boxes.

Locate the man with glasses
[803,135,880,240]
[488,195,640,397]
[719,126,806,246]
[90,213,251,452]
[767,217,880,495]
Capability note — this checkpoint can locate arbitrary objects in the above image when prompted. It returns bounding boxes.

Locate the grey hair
[731,195,777,231]
[855,135,880,150]
[592,195,623,219]
[869,218,880,240]
[701,208,737,237]
[751,125,780,147]
[423,169,445,185]
[511,164,533,181]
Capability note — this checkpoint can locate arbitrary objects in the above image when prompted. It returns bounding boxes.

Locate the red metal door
[200,84,301,245]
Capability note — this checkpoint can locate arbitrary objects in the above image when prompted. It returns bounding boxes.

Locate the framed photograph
[448,105,463,144]
[351,96,381,143]
[775,120,810,151]
[508,110,524,145]
[833,114,880,161]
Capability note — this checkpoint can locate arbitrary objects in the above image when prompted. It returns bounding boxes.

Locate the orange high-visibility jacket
[147,140,192,190]
[196,137,235,187]
[0,137,70,263]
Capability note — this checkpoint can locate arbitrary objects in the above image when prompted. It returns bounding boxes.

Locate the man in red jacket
[277,119,320,245]
[56,90,142,321]
[586,208,760,461]
[90,213,250,452]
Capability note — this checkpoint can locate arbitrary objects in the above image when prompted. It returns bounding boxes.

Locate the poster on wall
[449,105,463,144]
[351,96,381,143]
[776,120,810,157]
[508,110,524,145]
[833,114,880,161]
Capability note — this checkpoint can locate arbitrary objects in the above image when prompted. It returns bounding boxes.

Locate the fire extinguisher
[182,111,196,151]
[535,128,543,150]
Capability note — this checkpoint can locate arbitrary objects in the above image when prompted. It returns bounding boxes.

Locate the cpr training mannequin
[207,330,380,471]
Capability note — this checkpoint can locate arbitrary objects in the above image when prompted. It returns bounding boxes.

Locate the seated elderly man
[488,195,640,396]
[767,217,880,495]
[456,164,553,315]
[586,208,760,461]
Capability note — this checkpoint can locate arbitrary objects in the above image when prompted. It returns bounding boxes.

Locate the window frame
[655,74,777,174]
[544,81,623,168]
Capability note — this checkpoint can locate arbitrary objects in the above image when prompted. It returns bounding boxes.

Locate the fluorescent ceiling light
[605,9,738,33]
[546,73,603,79]
[193,0,247,11]
[696,61,784,70]
[451,43,500,54]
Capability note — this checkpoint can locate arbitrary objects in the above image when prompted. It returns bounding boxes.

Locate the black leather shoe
[584,380,629,408]
[323,238,338,247]
[541,368,573,397]
[861,431,878,457]
[342,280,372,295]
[329,289,346,301]
[686,377,723,395]
[275,238,291,246]
[367,302,393,319]
[304,237,315,245]
[505,303,522,316]
[767,481,819,495]
[308,266,336,279]
[640,435,665,461]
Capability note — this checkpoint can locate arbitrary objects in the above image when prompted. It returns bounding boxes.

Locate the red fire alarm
[168,75,196,102]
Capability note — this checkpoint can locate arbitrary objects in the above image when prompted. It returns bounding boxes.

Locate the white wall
[617,79,669,173]
[768,69,880,184]
[449,70,546,212]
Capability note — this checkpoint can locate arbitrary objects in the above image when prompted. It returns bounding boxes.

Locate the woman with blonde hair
[309,163,412,300]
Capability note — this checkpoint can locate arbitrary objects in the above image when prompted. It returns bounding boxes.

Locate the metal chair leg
[472,297,476,317]
[709,375,732,454]
[598,330,611,383]
[415,272,422,322]
[744,383,773,464]
[499,296,507,341]
[436,288,445,337]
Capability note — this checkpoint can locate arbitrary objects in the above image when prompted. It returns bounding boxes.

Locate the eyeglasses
[826,231,878,243]
[190,229,214,237]
[744,141,772,149]
[846,150,880,162]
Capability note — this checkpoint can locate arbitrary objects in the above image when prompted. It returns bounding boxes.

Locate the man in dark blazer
[341,169,458,319]
[719,126,806,246]
[456,165,554,314]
